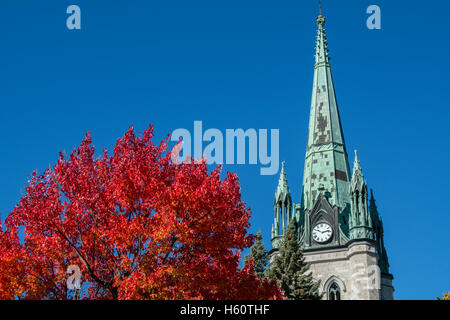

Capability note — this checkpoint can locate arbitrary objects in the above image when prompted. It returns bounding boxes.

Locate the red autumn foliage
[0,125,283,300]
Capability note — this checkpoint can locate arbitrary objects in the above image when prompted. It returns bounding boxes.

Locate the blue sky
[0,0,449,300]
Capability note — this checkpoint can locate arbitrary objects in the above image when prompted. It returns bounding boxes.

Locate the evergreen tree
[244,231,269,279]
[267,221,322,300]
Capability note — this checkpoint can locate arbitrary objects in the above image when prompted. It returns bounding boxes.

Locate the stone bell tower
[270,13,394,300]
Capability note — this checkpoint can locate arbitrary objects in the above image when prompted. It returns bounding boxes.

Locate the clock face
[312,223,333,243]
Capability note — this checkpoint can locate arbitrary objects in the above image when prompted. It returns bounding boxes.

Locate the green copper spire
[270,12,393,296]
[302,14,351,211]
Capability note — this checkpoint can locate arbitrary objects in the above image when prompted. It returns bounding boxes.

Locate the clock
[312,222,333,243]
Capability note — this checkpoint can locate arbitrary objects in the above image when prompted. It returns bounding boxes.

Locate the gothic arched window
[329,282,341,300]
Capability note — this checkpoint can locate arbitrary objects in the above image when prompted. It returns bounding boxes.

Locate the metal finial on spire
[316,0,325,27]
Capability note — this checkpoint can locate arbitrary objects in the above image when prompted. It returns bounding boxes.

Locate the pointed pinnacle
[352,150,365,189]
[353,150,361,171]
[278,161,287,185]
[275,161,291,201]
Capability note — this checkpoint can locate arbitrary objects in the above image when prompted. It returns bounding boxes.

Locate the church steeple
[269,10,394,299]
[302,14,351,212]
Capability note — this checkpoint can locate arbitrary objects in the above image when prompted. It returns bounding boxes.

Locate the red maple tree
[0,125,283,300]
